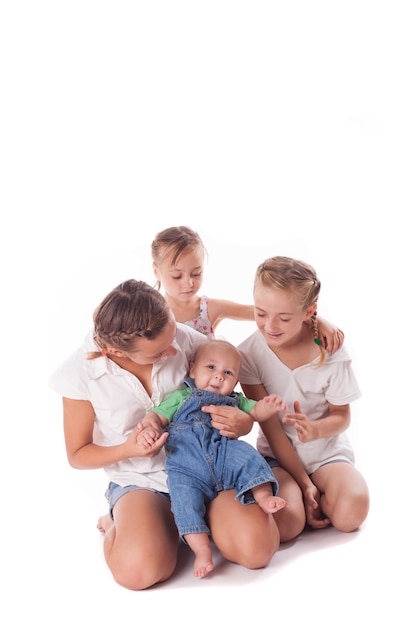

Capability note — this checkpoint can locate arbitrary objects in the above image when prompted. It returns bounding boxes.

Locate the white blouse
[49,324,207,490]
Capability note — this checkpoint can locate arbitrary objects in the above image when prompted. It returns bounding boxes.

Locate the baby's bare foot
[259,496,288,514]
[194,547,214,579]
[97,514,113,534]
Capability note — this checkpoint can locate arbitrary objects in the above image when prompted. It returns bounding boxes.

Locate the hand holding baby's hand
[124,421,168,458]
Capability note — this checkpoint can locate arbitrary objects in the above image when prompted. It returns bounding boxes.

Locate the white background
[1,2,416,625]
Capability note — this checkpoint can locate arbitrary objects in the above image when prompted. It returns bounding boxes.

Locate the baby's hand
[124,422,168,458]
[253,394,288,423]
[137,425,161,449]
[263,394,287,412]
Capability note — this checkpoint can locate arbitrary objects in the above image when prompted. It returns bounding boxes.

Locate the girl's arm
[63,397,167,469]
[207,298,254,329]
[240,383,329,528]
[240,384,314,491]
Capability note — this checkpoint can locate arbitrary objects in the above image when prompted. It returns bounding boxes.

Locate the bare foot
[194,546,214,579]
[257,495,288,514]
[97,514,113,534]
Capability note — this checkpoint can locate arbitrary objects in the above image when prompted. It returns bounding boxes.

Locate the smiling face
[253,283,316,349]
[189,341,241,395]
[153,244,205,303]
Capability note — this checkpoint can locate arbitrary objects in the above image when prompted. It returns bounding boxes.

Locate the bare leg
[270,467,307,542]
[252,482,288,514]
[183,532,214,578]
[98,490,179,590]
[206,489,280,569]
[311,462,370,532]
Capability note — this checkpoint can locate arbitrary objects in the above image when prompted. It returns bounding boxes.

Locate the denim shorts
[264,455,281,469]
[105,482,170,520]
[265,455,349,475]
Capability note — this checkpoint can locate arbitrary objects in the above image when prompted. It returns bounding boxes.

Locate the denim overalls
[165,377,278,538]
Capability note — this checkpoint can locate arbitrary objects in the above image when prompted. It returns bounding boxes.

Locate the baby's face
[190,346,240,395]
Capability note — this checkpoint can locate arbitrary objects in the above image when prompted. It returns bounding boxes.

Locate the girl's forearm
[260,418,312,492]
[67,441,130,470]
[313,409,350,439]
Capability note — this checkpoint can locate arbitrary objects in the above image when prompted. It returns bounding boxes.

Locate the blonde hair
[255,256,326,365]
[151,225,206,290]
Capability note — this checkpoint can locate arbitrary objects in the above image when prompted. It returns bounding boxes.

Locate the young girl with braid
[235,256,370,534]
[151,226,345,353]
[49,280,282,590]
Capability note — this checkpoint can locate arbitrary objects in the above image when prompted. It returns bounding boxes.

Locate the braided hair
[88,279,171,359]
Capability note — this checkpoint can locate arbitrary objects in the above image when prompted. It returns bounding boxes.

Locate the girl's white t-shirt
[238,330,362,474]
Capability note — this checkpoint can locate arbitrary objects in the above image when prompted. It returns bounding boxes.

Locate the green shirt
[155,388,257,423]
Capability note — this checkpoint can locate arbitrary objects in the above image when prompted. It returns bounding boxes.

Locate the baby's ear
[189,361,196,377]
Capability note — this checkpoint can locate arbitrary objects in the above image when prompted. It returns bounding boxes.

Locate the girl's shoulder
[325,344,353,364]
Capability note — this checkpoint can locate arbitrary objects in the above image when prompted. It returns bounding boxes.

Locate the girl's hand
[282,400,317,442]
[303,483,331,529]
[202,405,253,438]
[124,422,168,458]
[317,319,344,355]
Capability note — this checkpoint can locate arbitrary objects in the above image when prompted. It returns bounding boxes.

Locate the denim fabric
[165,377,278,537]
[105,482,170,520]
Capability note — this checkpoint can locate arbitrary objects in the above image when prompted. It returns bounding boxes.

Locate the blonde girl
[237,256,370,535]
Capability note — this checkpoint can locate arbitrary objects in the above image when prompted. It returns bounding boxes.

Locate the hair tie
[101,348,107,356]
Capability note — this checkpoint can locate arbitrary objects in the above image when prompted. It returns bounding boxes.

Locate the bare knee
[329,491,370,533]
[274,504,305,542]
[106,545,177,590]
[215,516,279,569]
[225,535,277,569]
[242,533,279,569]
